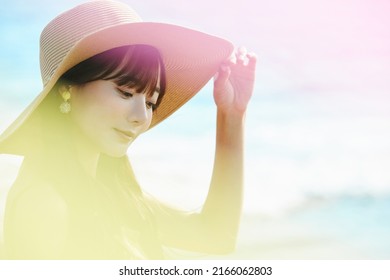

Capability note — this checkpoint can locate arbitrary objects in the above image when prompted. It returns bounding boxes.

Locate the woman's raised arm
[200,48,257,251]
[146,48,257,254]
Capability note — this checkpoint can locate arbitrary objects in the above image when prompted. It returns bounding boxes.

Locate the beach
[164,196,390,260]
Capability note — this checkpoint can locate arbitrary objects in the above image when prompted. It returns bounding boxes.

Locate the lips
[114,128,135,141]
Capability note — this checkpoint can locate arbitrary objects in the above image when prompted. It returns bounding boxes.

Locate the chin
[101,146,129,158]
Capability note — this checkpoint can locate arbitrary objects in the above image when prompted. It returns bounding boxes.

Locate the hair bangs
[108,46,162,98]
[60,45,166,107]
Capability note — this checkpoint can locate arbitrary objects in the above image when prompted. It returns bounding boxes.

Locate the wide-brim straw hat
[0,0,233,155]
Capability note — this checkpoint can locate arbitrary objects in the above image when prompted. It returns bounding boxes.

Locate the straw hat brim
[0,22,234,155]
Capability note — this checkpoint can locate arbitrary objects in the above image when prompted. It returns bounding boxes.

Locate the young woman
[0,0,256,259]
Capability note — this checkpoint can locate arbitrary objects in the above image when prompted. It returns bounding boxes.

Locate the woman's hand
[149,48,257,254]
[213,47,257,115]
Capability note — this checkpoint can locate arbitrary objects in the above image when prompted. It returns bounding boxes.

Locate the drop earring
[59,90,71,113]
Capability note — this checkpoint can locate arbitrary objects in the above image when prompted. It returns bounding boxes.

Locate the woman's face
[68,79,160,157]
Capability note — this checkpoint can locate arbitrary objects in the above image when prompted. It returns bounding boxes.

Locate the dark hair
[33,44,165,206]
[26,46,166,256]
[61,44,166,108]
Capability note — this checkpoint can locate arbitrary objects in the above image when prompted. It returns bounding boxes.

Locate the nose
[126,94,149,126]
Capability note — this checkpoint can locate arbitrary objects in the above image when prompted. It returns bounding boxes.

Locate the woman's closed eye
[146,101,157,110]
[117,88,134,98]
[117,87,157,110]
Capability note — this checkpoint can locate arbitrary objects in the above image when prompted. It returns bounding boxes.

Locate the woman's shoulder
[5,169,69,232]
[6,158,68,213]
[4,172,69,259]
[7,179,68,214]
[4,156,69,233]
[6,155,66,202]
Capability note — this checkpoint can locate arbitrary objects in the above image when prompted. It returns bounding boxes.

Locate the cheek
[70,92,117,134]
[143,110,154,129]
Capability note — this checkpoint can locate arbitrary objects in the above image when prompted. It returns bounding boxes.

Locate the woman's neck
[75,142,100,179]
[70,126,100,179]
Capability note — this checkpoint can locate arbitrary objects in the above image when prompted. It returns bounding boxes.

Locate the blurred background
[1,0,390,259]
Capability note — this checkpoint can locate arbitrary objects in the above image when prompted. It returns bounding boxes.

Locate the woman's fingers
[236,46,247,66]
[246,52,258,70]
[227,46,257,69]
[215,46,256,88]
[214,63,231,89]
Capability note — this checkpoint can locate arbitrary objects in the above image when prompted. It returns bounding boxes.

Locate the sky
[1,0,390,215]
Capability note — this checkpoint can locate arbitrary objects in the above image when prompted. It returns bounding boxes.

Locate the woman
[0,0,256,259]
